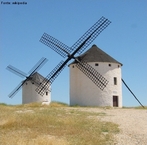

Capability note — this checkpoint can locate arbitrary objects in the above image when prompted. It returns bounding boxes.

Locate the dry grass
[122,106,147,109]
[0,102,119,145]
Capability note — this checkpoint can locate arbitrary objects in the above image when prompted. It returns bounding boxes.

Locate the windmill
[7,57,49,103]
[36,16,111,96]
[35,16,145,108]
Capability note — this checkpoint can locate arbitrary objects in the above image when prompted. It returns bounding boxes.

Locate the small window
[118,65,120,68]
[114,77,117,85]
[109,64,111,67]
[72,65,74,68]
[26,82,27,85]
[46,92,48,96]
[95,63,99,66]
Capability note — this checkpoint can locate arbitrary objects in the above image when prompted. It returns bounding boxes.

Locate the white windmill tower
[7,57,51,104]
[22,72,51,104]
[69,45,123,107]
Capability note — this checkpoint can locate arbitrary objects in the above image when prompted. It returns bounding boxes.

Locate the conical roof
[30,72,45,83]
[71,45,122,65]
[27,72,48,86]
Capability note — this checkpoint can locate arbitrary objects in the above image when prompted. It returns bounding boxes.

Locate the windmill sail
[76,60,109,90]
[8,81,25,98]
[28,57,48,75]
[36,16,111,96]
[40,33,71,58]
[36,60,67,95]
[6,65,27,78]
[71,16,111,55]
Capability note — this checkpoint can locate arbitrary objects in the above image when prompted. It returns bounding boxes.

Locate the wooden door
[113,96,118,107]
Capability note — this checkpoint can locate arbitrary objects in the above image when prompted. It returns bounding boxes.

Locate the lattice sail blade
[36,60,67,96]
[40,33,71,58]
[76,61,109,90]
[29,57,48,75]
[6,65,27,78]
[8,81,25,98]
[71,16,111,55]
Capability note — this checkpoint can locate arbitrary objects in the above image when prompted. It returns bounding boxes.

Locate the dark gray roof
[26,72,49,86]
[71,44,122,65]
[30,72,45,83]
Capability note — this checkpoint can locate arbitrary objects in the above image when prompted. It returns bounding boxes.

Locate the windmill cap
[70,44,122,65]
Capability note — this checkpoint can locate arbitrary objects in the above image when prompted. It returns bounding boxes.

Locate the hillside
[0,102,146,145]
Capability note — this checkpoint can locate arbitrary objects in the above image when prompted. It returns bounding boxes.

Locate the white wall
[70,62,122,107]
[22,81,51,104]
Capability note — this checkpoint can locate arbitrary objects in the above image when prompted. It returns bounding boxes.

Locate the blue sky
[0,0,147,106]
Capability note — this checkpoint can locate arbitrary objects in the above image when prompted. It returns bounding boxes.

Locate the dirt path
[77,108,147,145]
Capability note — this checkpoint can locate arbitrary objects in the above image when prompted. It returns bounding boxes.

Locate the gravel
[84,108,147,145]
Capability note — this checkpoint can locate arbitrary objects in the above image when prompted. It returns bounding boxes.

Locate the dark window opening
[46,92,48,96]
[72,65,74,68]
[109,64,111,67]
[118,65,120,68]
[114,77,117,85]
[95,63,99,66]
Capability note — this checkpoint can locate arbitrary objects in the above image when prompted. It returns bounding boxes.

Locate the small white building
[69,44,123,107]
[22,72,51,104]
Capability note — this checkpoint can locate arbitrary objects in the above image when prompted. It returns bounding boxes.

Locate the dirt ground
[77,108,147,145]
